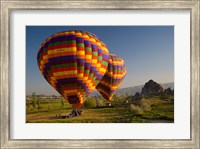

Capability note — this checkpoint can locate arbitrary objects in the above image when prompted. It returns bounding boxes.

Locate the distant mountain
[115,85,143,96]
[161,83,174,90]
[89,82,174,97]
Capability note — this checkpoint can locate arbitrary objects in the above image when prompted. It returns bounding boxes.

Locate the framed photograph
[1,0,199,148]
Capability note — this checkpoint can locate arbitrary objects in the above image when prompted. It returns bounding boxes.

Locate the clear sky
[26,26,174,95]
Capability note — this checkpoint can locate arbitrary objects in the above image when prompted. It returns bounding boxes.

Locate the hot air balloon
[37,30,110,111]
[96,54,126,102]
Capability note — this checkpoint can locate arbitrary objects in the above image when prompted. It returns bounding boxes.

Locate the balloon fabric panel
[37,30,109,108]
[96,54,126,102]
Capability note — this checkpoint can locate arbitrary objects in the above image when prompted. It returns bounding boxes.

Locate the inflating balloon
[37,30,109,108]
[96,54,126,102]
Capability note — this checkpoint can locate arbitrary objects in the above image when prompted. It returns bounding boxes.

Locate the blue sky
[26,26,174,95]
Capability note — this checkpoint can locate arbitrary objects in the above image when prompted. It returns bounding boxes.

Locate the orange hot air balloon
[96,54,126,102]
[37,30,109,108]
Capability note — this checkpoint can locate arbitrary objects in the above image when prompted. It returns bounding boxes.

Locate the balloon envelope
[37,30,109,107]
[96,54,126,102]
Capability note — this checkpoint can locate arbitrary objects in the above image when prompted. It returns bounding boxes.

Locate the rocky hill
[141,79,163,97]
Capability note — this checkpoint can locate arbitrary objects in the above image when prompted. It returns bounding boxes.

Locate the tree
[61,98,64,108]
[37,98,41,111]
[94,96,100,107]
[32,92,36,109]
[26,98,31,109]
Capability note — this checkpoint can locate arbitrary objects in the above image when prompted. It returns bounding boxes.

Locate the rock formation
[141,80,163,97]
[163,88,174,96]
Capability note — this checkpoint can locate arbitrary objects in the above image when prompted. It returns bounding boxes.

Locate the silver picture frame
[1,0,199,148]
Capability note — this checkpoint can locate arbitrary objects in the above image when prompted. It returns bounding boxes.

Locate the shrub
[139,99,151,112]
[95,99,105,107]
[84,99,97,108]
[130,104,143,115]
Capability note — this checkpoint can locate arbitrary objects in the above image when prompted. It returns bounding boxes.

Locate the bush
[139,99,151,111]
[84,99,97,108]
[95,99,105,107]
[130,104,143,115]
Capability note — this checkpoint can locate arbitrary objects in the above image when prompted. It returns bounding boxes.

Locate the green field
[26,95,174,123]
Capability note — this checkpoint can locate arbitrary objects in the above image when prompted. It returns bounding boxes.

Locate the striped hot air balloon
[96,54,126,102]
[37,30,109,108]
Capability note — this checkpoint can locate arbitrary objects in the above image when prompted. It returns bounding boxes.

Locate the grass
[26,96,174,123]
